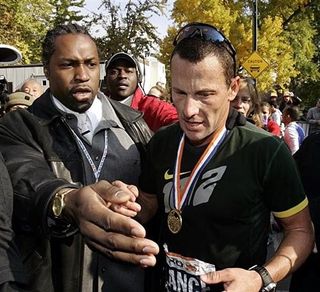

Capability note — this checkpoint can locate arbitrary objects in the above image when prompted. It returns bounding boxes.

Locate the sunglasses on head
[173,22,237,75]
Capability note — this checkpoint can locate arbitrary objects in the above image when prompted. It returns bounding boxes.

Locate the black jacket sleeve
[0,109,77,237]
[0,153,28,288]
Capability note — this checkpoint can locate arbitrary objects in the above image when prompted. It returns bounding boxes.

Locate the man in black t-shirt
[136,22,314,292]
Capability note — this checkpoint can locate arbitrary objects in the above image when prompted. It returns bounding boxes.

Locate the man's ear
[228,76,240,101]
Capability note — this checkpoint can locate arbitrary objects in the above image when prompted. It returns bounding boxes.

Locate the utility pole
[252,0,258,85]
[243,0,268,82]
[253,0,258,52]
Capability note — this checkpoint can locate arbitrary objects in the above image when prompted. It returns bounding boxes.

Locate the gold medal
[167,209,182,234]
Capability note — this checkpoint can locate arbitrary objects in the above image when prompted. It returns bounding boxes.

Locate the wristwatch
[52,188,74,218]
[249,265,277,292]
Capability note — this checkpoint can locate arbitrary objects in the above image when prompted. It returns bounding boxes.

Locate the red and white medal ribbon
[173,127,227,211]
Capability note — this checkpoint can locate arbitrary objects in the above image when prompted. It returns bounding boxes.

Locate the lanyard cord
[72,129,108,182]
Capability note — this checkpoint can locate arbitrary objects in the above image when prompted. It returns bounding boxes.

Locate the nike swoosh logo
[164,169,191,180]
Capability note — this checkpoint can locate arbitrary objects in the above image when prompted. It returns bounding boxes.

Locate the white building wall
[0,65,47,91]
[140,56,166,93]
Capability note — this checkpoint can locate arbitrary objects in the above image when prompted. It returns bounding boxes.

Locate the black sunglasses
[173,22,237,76]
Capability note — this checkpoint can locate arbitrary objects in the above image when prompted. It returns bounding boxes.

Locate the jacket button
[101,267,106,273]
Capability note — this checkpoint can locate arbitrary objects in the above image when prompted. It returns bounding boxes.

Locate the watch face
[53,197,63,217]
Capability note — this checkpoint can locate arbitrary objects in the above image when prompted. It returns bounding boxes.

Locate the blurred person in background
[230,77,263,128]
[279,91,294,112]
[306,98,320,134]
[269,91,278,105]
[20,79,43,99]
[261,102,281,136]
[269,101,282,127]
[282,106,305,155]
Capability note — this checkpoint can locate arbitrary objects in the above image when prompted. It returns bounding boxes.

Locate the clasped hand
[64,180,159,267]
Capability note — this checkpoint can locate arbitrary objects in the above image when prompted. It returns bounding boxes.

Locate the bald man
[21,79,43,98]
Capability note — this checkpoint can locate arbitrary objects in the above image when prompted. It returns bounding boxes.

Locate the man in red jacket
[104,52,178,132]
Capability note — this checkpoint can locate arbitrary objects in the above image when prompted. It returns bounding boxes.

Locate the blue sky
[82,0,173,38]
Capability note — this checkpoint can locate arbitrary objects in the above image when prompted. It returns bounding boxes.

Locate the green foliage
[0,0,52,63]
[0,0,85,63]
[292,0,320,107]
[85,0,166,61]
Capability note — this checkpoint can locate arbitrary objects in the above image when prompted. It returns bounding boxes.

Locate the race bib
[164,244,216,292]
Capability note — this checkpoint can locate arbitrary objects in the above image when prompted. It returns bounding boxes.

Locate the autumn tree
[85,0,166,61]
[259,1,320,97]
[292,0,320,107]
[159,0,320,101]
[0,0,52,63]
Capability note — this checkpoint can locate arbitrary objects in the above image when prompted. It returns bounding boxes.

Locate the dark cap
[105,52,136,68]
[105,52,142,83]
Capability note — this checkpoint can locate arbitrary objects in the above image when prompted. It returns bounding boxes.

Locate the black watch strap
[249,265,276,292]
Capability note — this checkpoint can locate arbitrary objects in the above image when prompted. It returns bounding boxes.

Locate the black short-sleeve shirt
[140,122,307,291]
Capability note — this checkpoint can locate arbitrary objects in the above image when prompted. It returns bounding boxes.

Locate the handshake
[61,180,159,267]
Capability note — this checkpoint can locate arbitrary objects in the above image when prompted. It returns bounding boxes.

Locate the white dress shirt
[284,121,305,155]
[52,95,102,144]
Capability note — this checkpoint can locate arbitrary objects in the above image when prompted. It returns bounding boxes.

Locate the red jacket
[267,119,281,137]
[131,87,178,132]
